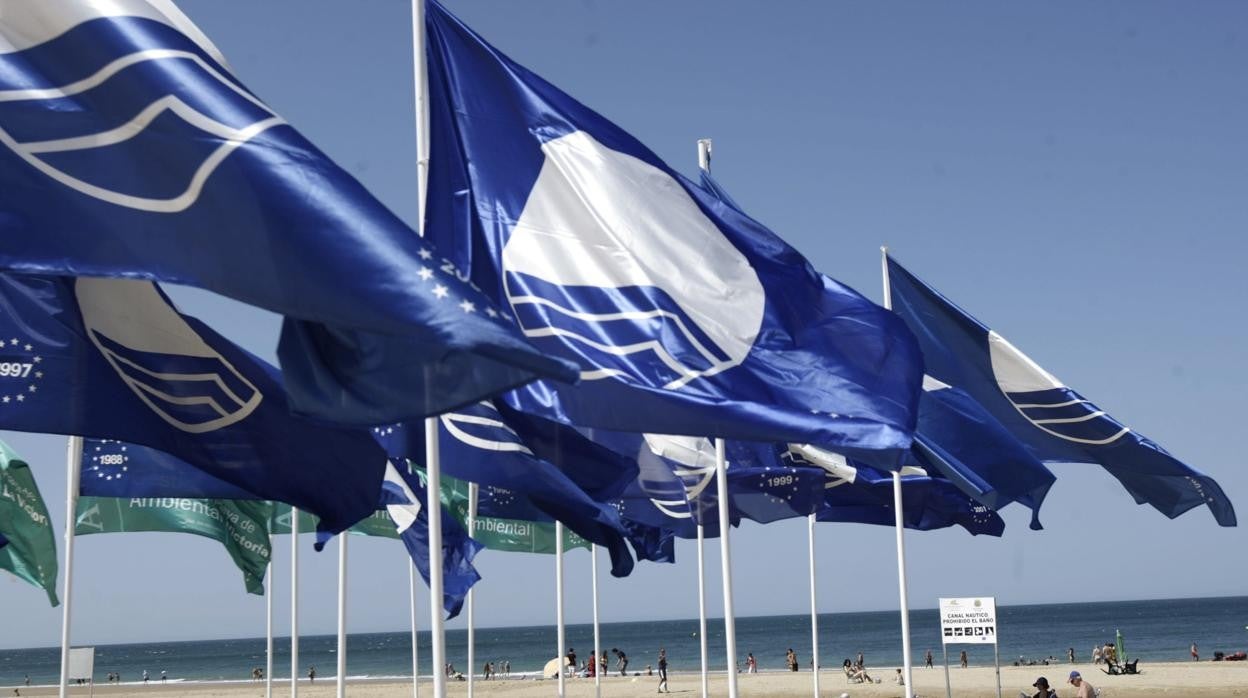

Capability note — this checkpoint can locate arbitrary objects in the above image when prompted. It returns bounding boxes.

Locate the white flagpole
[591,545,602,698]
[337,534,348,698]
[714,437,739,698]
[807,514,819,698]
[265,553,273,698]
[467,483,478,698]
[425,419,448,698]
[409,560,420,698]
[695,525,709,698]
[881,246,915,698]
[58,436,82,698]
[291,507,300,698]
[555,522,566,698]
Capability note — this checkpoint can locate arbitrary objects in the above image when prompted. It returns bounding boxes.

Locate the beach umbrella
[1116,629,1126,664]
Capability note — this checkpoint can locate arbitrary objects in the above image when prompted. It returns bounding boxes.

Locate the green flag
[75,496,273,595]
[439,473,589,554]
[270,504,398,539]
[0,440,59,606]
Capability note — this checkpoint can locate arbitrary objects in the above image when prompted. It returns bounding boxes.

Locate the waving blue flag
[80,439,257,500]
[0,273,387,533]
[373,402,637,577]
[0,1,576,425]
[886,254,1235,527]
[423,0,922,461]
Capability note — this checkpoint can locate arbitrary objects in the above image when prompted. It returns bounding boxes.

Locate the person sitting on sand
[1027,676,1056,698]
[842,660,872,684]
[1068,670,1094,698]
[894,668,904,686]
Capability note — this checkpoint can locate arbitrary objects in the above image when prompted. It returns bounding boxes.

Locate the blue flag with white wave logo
[0,273,387,533]
[423,0,921,461]
[373,401,637,577]
[0,1,576,425]
[886,254,1235,527]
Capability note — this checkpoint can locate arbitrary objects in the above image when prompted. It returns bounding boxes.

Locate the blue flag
[0,274,387,533]
[786,446,1005,536]
[373,402,637,577]
[81,439,257,500]
[423,1,922,461]
[886,254,1235,527]
[0,1,576,425]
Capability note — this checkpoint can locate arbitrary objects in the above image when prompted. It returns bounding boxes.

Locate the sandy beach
[20,662,1248,698]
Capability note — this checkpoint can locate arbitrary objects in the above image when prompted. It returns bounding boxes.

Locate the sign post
[938,597,1000,698]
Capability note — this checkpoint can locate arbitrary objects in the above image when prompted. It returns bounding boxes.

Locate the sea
[4,596,1246,686]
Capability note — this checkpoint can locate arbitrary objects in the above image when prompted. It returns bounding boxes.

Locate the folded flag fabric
[0,439,59,605]
[74,495,272,595]
[0,274,388,534]
[423,0,922,462]
[0,0,576,425]
[438,472,591,554]
[886,254,1235,527]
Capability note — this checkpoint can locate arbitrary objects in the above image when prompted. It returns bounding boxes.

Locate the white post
[291,507,300,698]
[409,561,420,698]
[591,545,602,698]
[410,0,429,221]
[714,438,739,698]
[58,436,82,698]
[807,514,819,698]
[265,555,273,698]
[337,534,348,698]
[555,521,566,698]
[425,418,447,698]
[882,246,915,698]
[695,525,709,698]
[467,483,478,698]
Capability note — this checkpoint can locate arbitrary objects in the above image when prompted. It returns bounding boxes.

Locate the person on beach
[22,677,28,688]
[1067,648,1075,663]
[960,650,968,668]
[588,653,597,678]
[143,670,149,684]
[925,649,933,668]
[1029,676,1056,698]
[1192,642,1200,661]
[567,647,577,677]
[613,648,629,676]
[1092,645,1101,665]
[746,653,757,673]
[483,661,492,680]
[505,660,511,677]
[894,668,904,686]
[1068,670,1094,698]
[657,647,668,693]
[786,648,798,672]
[308,666,316,683]
[160,670,166,684]
[856,650,865,668]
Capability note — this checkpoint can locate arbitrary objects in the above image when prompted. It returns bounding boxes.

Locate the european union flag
[81,439,257,500]
[373,401,637,577]
[0,1,576,425]
[424,1,922,461]
[0,273,387,533]
[886,254,1235,527]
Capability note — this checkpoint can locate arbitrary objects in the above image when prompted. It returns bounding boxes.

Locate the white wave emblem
[0,23,285,212]
[643,434,716,518]
[75,277,262,433]
[440,402,534,455]
[501,131,765,388]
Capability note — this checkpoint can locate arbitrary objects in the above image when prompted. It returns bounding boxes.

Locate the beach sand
[18,662,1248,698]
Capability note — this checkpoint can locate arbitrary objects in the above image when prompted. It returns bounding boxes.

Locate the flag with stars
[81,439,259,500]
[438,473,591,554]
[0,0,577,427]
[0,439,59,605]
[886,254,1235,527]
[423,0,922,463]
[0,273,389,534]
[373,401,637,577]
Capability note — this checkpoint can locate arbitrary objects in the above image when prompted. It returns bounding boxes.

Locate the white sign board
[67,646,95,680]
[939,597,997,645]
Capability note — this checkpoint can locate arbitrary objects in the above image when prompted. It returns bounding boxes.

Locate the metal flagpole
[337,534,348,698]
[714,438,739,698]
[943,645,952,698]
[591,545,602,698]
[425,419,448,698]
[808,514,819,698]
[409,560,420,698]
[291,507,300,698]
[467,483,478,698]
[265,555,273,698]
[695,525,709,698]
[58,436,82,698]
[881,246,915,698]
[555,522,566,698]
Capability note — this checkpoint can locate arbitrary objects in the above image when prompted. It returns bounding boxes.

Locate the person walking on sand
[308,666,317,683]
[1191,642,1199,661]
[925,649,933,668]
[746,653,757,673]
[1068,670,1095,698]
[856,650,865,668]
[1092,645,1102,665]
[160,670,166,684]
[143,670,149,685]
[657,648,668,693]
[959,650,968,668]
[786,648,798,672]
[613,648,629,676]
[1067,647,1075,663]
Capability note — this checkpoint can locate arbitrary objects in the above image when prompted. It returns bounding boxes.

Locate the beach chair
[1123,659,1139,675]
[1101,661,1122,676]
[843,666,864,684]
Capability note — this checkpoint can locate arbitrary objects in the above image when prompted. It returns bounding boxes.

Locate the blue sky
[3,0,1246,649]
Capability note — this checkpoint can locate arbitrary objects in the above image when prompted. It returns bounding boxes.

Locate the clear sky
[4,0,1247,649]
